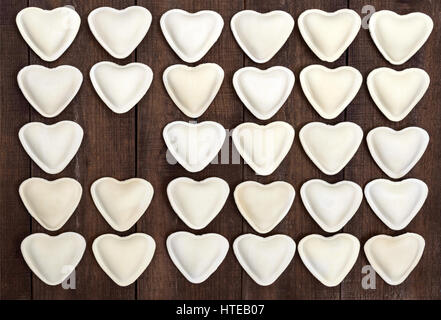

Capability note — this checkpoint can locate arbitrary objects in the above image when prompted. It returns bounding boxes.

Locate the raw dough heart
[92,233,156,286]
[163,121,226,172]
[231,10,294,63]
[160,9,223,63]
[234,181,295,233]
[21,232,86,285]
[90,61,153,114]
[19,121,83,174]
[298,233,360,287]
[232,121,295,176]
[364,233,425,285]
[298,9,361,62]
[233,234,295,286]
[91,177,154,232]
[233,66,295,120]
[367,126,429,179]
[299,122,363,175]
[365,178,428,230]
[167,231,229,284]
[300,65,362,119]
[167,177,229,229]
[88,6,152,59]
[17,65,83,118]
[163,63,224,118]
[16,7,80,61]
[367,68,430,122]
[300,179,362,233]
[369,10,433,65]
[19,178,82,231]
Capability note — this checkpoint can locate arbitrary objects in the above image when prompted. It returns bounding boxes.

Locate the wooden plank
[0,0,31,300]
[29,0,136,299]
[136,0,244,299]
[343,0,441,299]
[1,0,440,300]
[241,0,348,300]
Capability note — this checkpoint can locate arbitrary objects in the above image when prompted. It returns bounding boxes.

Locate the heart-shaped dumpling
[369,11,433,65]
[167,231,229,284]
[19,121,83,174]
[160,9,223,63]
[300,65,362,119]
[234,181,295,233]
[298,9,361,62]
[163,64,224,118]
[232,121,295,176]
[300,122,363,175]
[231,10,294,63]
[298,233,360,287]
[367,127,429,179]
[364,233,425,285]
[365,179,428,230]
[300,179,362,233]
[233,234,295,286]
[167,177,229,230]
[21,232,86,285]
[88,6,152,59]
[17,65,83,118]
[16,7,81,61]
[91,177,154,232]
[90,61,153,114]
[367,68,430,122]
[163,121,226,172]
[233,66,295,120]
[92,233,156,286]
[19,178,82,231]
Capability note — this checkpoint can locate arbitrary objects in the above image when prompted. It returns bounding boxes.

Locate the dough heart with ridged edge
[233,234,296,286]
[16,7,81,61]
[167,177,229,230]
[298,9,361,62]
[364,179,428,230]
[92,233,156,286]
[367,126,429,179]
[21,232,86,285]
[298,233,360,287]
[163,64,224,118]
[88,6,152,59]
[167,231,229,284]
[300,179,362,233]
[300,65,362,119]
[91,177,154,232]
[232,121,294,176]
[160,9,223,63]
[19,121,83,175]
[364,233,425,285]
[234,181,295,233]
[19,177,82,231]
[17,65,83,118]
[163,121,226,173]
[233,66,294,120]
[367,68,430,122]
[369,10,433,65]
[231,10,294,63]
[90,61,153,114]
[299,122,363,175]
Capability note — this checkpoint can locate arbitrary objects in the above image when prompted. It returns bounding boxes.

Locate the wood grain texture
[136,0,244,300]
[28,0,136,300]
[342,0,441,300]
[241,0,347,300]
[0,0,440,300]
[0,0,31,300]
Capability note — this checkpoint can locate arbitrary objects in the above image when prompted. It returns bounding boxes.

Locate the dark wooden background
[1,0,440,300]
